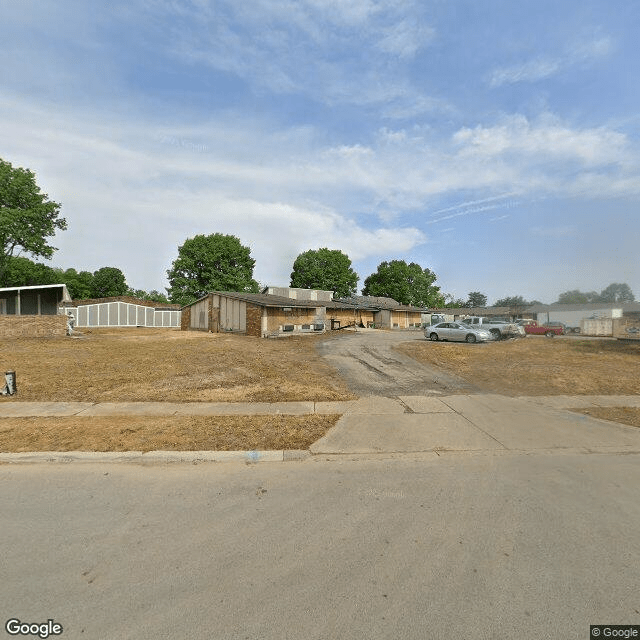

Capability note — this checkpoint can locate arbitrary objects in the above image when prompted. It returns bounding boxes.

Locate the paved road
[2,454,639,640]
[317,329,479,396]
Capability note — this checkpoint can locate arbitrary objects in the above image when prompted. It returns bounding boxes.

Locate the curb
[0,450,311,465]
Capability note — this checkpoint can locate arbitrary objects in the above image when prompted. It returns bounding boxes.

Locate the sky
[1,0,639,304]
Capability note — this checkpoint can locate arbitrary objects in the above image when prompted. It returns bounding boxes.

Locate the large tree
[0,158,66,283]
[556,283,635,304]
[466,291,487,308]
[91,266,129,298]
[556,289,597,304]
[362,260,444,307]
[167,233,259,305]
[0,256,58,287]
[127,288,170,304]
[598,282,635,303]
[58,268,94,299]
[492,295,530,307]
[290,248,358,298]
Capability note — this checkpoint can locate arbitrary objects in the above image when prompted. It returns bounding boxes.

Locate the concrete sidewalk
[310,394,640,455]
[1,395,639,460]
[0,400,355,417]
[0,394,638,417]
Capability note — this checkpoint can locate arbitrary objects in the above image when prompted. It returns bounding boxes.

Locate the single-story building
[0,284,71,337]
[182,291,327,337]
[334,295,424,329]
[182,288,426,337]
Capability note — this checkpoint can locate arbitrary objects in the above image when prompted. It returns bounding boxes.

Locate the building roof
[427,302,640,315]
[66,295,181,310]
[187,291,327,309]
[527,302,640,312]
[334,295,424,312]
[0,283,71,302]
[426,306,515,316]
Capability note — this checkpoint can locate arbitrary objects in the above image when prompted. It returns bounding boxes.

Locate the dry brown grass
[396,336,640,396]
[0,414,340,452]
[570,407,640,428]
[0,328,356,403]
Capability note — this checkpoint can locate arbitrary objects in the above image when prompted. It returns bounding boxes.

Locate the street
[2,452,639,640]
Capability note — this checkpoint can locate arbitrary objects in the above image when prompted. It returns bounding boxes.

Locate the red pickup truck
[520,320,564,337]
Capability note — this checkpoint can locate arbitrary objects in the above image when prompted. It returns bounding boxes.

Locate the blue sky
[1,0,638,304]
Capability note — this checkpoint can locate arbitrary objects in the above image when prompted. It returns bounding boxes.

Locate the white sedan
[424,322,494,344]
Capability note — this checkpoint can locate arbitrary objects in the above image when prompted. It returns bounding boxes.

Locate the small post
[1,370,16,396]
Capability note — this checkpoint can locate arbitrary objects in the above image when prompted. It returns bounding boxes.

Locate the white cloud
[453,114,630,169]
[146,0,439,110]
[0,95,427,290]
[490,34,613,87]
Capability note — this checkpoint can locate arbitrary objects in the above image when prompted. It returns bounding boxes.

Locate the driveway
[317,328,479,397]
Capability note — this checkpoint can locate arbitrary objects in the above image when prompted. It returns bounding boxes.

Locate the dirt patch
[396,336,640,396]
[0,328,356,403]
[0,414,341,452]
[570,407,640,429]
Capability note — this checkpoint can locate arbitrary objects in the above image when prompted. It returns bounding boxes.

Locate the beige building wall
[189,297,209,330]
[326,308,375,327]
[264,306,326,335]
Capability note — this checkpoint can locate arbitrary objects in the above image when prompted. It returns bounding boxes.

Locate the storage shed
[63,296,181,328]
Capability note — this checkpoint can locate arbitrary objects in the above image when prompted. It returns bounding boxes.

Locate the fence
[67,302,180,328]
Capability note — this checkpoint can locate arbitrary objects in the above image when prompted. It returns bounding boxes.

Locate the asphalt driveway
[317,328,479,397]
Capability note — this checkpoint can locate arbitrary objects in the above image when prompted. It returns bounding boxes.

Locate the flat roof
[0,283,71,302]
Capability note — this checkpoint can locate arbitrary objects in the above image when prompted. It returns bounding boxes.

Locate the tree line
[1,157,635,308]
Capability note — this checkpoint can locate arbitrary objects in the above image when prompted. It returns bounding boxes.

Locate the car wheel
[465,334,476,343]
[490,329,500,340]
[545,331,555,338]
[429,333,439,341]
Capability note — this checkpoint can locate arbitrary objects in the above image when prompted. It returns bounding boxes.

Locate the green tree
[597,282,635,303]
[466,291,487,307]
[127,288,170,304]
[290,248,358,298]
[362,260,444,307]
[0,256,58,287]
[557,289,594,304]
[0,158,67,283]
[493,295,530,307]
[167,233,259,305]
[91,266,128,298]
[58,268,94,299]
[443,295,466,308]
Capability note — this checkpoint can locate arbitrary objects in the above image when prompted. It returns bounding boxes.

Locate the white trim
[0,283,71,302]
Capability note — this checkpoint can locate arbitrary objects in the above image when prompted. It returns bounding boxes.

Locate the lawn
[395,335,640,397]
[0,328,357,403]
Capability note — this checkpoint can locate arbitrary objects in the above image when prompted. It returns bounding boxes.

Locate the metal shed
[66,301,180,328]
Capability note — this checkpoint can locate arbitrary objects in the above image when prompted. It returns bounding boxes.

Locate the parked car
[523,321,564,337]
[515,319,536,327]
[459,316,526,339]
[425,322,494,343]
